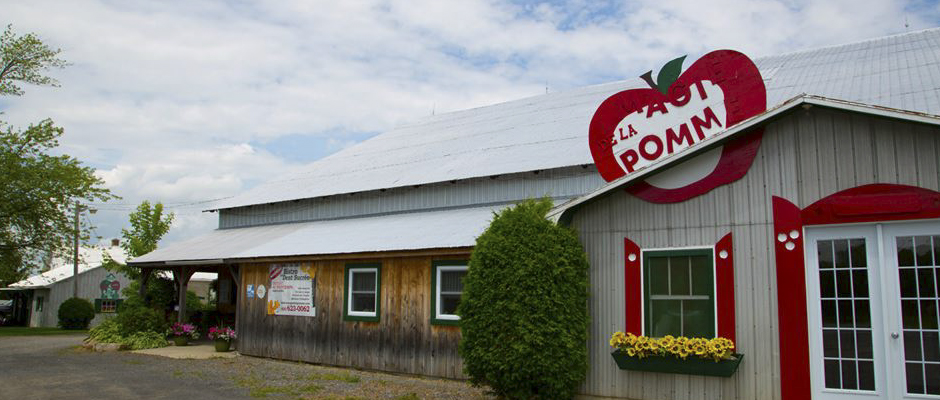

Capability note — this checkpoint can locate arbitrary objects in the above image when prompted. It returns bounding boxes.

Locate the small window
[100,299,118,313]
[431,261,468,325]
[643,249,715,338]
[343,263,381,322]
[35,296,43,312]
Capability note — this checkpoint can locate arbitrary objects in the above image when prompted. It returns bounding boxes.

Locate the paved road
[0,334,250,400]
[0,335,490,400]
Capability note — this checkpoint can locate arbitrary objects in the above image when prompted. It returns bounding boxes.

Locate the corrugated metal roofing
[212,28,940,210]
[130,205,500,265]
[3,246,127,289]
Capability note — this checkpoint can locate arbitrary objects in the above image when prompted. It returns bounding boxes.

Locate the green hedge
[57,298,95,330]
[458,198,590,400]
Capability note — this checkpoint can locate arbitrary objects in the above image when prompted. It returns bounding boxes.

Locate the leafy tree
[104,201,174,280]
[0,24,67,96]
[0,25,112,287]
[0,119,114,286]
[459,198,590,400]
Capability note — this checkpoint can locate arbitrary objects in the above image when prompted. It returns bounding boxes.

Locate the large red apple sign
[589,50,767,203]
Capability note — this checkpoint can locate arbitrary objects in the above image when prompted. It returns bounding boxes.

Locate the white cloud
[1,0,935,246]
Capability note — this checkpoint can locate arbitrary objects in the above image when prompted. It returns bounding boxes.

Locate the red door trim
[772,196,811,400]
[773,183,940,400]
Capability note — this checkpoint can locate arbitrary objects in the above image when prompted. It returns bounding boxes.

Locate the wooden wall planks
[236,252,469,379]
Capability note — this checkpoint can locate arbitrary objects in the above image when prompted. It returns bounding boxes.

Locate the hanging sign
[588,50,766,203]
[246,284,255,299]
[266,263,316,317]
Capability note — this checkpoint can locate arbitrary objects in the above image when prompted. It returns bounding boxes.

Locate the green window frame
[94,299,123,313]
[643,248,715,338]
[431,260,468,326]
[343,263,381,322]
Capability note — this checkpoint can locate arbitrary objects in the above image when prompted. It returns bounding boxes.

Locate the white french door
[806,220,940,400]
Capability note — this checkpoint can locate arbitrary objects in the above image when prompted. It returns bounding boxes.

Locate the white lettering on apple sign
[610,80,727,177]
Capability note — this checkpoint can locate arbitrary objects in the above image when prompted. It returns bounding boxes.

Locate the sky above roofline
[3,0,939,250]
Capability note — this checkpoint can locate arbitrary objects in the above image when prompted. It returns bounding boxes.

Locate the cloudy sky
[3,0,939,248]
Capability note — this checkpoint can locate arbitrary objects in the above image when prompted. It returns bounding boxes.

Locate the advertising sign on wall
[266,263,316,317]
[588,50,767,203]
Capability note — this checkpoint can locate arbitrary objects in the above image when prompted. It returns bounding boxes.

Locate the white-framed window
[643,247,715,338]
[344,264,380,322]
[432,262,468,324]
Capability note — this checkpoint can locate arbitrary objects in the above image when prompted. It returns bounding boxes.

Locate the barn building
[2,241,131,328]
[130,28,940,400]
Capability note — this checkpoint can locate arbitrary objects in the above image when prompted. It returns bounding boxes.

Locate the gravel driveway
[0,334,493,400]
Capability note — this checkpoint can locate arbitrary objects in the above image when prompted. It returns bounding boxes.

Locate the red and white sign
[589,50,766,203]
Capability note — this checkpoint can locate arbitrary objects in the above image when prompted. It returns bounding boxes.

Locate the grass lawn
[0,327,88,337]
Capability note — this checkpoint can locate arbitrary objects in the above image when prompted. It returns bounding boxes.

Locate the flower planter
[610,350,744,377]
[214,339,231,352]
[172,336,188,347]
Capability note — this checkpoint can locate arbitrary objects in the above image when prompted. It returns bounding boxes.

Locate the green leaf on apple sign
[655,55,687,95]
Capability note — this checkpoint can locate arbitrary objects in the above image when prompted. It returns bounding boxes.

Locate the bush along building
[1,240,131,328]
[130,28,940,399]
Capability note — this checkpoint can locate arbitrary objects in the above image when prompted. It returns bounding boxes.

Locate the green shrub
[121,331,168,350]
[57,297,96,330]
[88,317,123,343]
[458,198,590,400]
[115,306,166,336]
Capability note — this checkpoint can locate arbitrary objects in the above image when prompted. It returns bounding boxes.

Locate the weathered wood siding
[237,252,470,378]
[571,108,940,399]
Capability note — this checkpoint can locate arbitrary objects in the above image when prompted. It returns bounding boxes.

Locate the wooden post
[175,266,193,323]
[227,264,239,288]
[139,268,152,300]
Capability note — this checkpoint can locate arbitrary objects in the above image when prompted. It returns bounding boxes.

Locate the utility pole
[71,201,96,299]
[73,200,80,299]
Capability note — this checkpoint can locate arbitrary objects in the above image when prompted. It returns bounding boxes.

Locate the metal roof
[129,205,501,265]
[212,28,940,210]
[3,246,127,290]
[546,94,940,223]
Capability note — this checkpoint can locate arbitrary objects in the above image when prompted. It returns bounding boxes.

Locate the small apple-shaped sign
[588,50,767,203]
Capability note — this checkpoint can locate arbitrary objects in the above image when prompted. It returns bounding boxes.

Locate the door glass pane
[835,240,850,268]
[897,235,940,395]
[815,238,875,391]
[858,361,875,391]
[820,271,836,298]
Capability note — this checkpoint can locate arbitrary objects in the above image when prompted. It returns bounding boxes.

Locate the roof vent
[111,238,120,247]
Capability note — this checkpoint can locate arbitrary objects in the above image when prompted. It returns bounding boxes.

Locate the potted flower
[168,322,199,346]
[609,332,744,377]
[208,326,236,352]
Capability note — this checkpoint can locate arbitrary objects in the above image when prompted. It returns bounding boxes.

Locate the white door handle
[891,332,899,339]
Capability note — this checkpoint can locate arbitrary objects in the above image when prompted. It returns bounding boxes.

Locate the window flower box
[609,331,743,377]
[610,350,744,377]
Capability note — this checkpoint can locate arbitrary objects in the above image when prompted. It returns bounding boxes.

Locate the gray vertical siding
[570,108,940,399]
[218,166,605,229]
[38,267,133,328]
